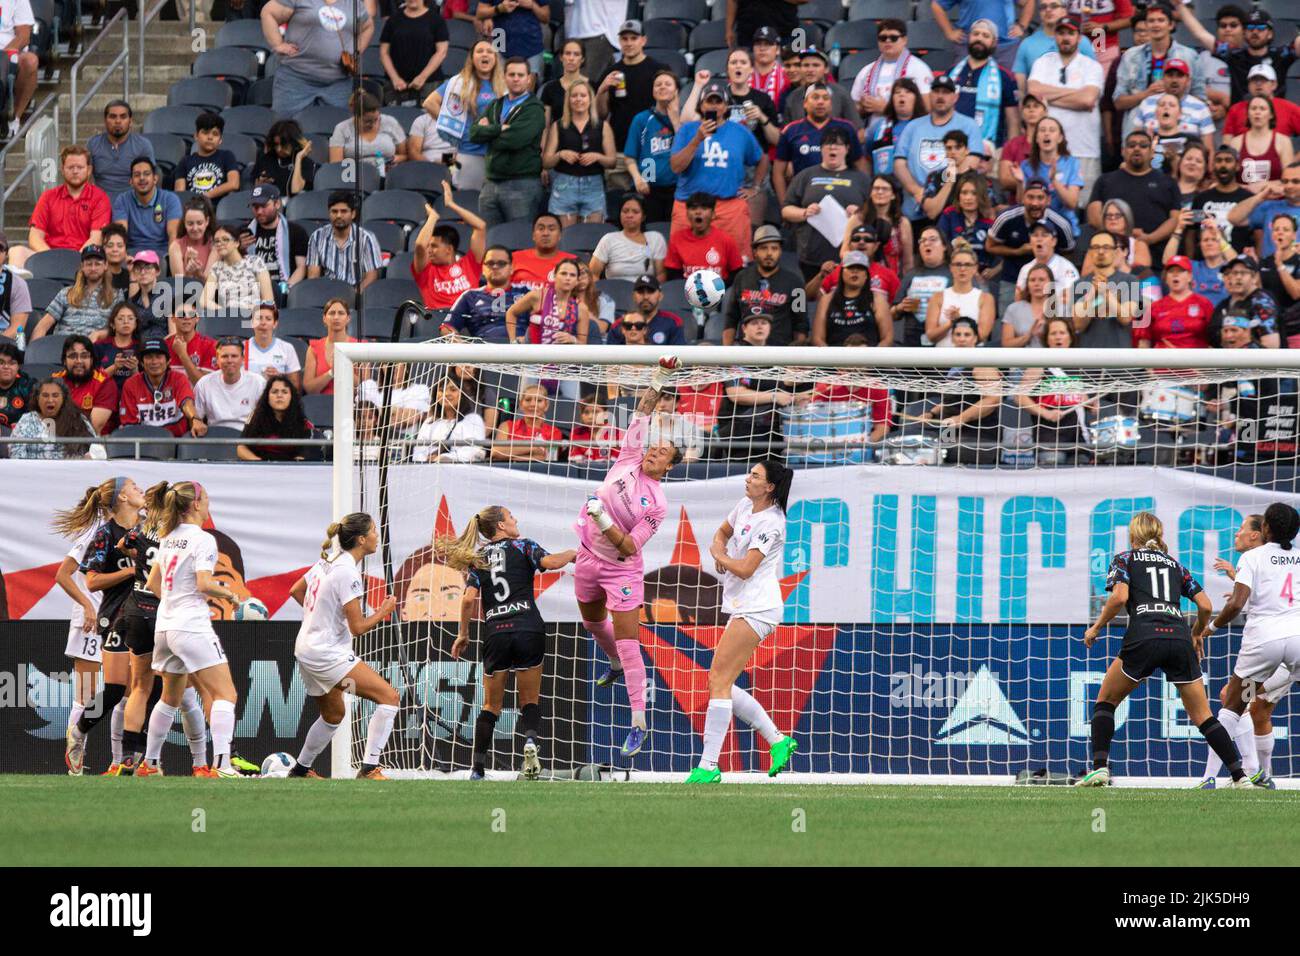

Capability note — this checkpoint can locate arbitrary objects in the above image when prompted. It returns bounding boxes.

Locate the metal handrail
[138,0,172,94]
[70,8,130,143]
[0,92,59,231]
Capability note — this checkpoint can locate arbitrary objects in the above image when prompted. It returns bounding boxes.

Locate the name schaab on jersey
[1106,549,1202,641]
[467,538,549,635]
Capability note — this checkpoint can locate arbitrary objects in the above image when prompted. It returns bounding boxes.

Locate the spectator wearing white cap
[1221,8,1300,102]
[1223,63,1300,137]
[1013,0,1098,91]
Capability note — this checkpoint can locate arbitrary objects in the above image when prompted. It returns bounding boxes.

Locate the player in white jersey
[686,459,800,784]
[286,513,398,780]
[52,480,119,774]
[1200,502,1300,788]
[138,481,243,778]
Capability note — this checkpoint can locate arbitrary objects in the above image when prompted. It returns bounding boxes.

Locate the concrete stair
[3,10,197,228]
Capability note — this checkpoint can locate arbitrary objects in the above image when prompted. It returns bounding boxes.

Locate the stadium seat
[198,314,250,339]
[141,133,186,182]
[687,19,727,54]
[825,20,878,54]
[387,251,416,279]
[107,425,176,461]
[297,105,351,137]
[547,397,580,434]
[701,310,725,341]
[215,19,273,62]
[596,278,634,315]
[287,189,336,224]
[795,22,826,50]
[362,189,428,230]
[22,334,67,365]
[381,105,423,131]
[143,105,204,142]
[643,18,688,50]
[799,0,847,29]
[365,278,425,310]
[177,426,243,461]
[192,48,260,104]
[301,394,335,429]
[838,50,873,90]
[360,46,386,81]
[559,222,616,256]
[215,190,257,221]
[904,21,953,55]
[642,0,708,30]
[167,77,234,111]
[314,161,382,194]
[925,48,959,74]
[446,17,477,49]
[220,132,259,171]
[222,105,276,144]
[26,249,81,282]
[647,48,690,76]
[25,278,61,313]
[23,362,58,382]
[486,220,535,252]
[387,160,452,200]
[440,46,468,78]
[276,307,334,339]
[361,307,400,340]
[694,49,729,75]
[848,0,897,20]
[246,76,275,107]
[288,279,356,310]
[364,220,408,255]
[660,278,691,315]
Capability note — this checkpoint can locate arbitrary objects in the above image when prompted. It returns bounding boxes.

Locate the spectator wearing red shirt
[1070,0,1135,63]
[1134,256,1216,348]
[166,308,219,385]
[118,338,206,437]
[12,146,111,270]
[812,334,893,443]
[817,222,900,303]
[664,192,744,280]
[1222,64,1300,137]
[509,214,577,291]
[52,334,117,434]
[411,182,488,309]
[567,395,622,465]
[490,383,564,462]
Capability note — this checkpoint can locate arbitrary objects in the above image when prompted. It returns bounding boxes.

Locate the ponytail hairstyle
[51,478,119,538]
[755,458,793,513]
[322,512,375,560]
[141,481,170,538]
[1246,513,1263,535]
[159,481,203,537]
[437,505,509,571]
[1128,511,1168,553]
[1263,502,1300,551]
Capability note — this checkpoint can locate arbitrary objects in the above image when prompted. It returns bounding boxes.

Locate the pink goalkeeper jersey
[575,414,667,567]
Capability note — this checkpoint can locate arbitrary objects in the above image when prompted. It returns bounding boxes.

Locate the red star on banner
[3,562,62,620]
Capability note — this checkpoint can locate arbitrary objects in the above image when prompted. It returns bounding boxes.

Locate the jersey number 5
[488,551,509,602]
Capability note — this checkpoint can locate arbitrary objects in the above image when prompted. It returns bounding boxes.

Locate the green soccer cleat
[230,752,260,776]
[768,736,798,777]
[1193,777,1217,790]
[684,766,722,784]
[1074,766,1111,787]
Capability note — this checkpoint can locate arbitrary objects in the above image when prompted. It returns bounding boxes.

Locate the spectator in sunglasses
[605,274,685,346]
[442,245,529,343]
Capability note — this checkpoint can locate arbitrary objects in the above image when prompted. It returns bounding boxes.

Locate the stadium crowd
[2,0,1300,464]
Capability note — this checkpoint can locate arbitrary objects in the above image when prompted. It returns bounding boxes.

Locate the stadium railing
[69,7,129,143]
[0,92,60,230]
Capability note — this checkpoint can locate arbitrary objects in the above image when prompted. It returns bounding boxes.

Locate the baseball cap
[800,46,829,63]
[1221,307,1253,329]
[700,78,728,102]
[842,251,871,269]
[1057,13,1081,31]
[250,183,281,204]
[803,81,832,100]
[618,19,643,36]
[752,25,780,44]
[930,74,958,92]
[850,223,879,242]
[1028,221,1057,235]
[1223,256,1259,273]
[80,244,105,260]
[1164,255,1194,272]
[633,273,660,291]
[1164,58,1189,74]
[140,338,169,356]
[1246,9,1273,27]
[753,224,783,247]
[741,310,773,325]
[1248,63,1278,82]
[1023,177,1050,193]
[1215,143,1240,158]
[129,249,161,266]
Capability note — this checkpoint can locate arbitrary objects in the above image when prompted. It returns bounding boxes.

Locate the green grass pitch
[5,776,1300,866]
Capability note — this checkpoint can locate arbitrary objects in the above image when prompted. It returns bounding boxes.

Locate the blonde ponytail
[437,505,508,571]
[52,480,117,538]
[141,481,170,538]
[321,522,343,559]
[159,481,201,538]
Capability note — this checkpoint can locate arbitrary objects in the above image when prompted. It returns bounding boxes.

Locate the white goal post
[329,343,1300,785]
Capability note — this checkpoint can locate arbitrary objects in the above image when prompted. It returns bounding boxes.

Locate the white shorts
[297,654,358,697]
[1259,665,1294,705]
[1234,635,1300,685]
[65,622,102,663]
[728,610,781,642]
[153,629,227,675]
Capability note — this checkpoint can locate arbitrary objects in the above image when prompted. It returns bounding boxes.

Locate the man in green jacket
[469,56,547,229]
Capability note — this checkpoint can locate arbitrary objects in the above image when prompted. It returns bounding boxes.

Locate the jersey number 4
[1282,573,1294,606]
[162,555,179,591]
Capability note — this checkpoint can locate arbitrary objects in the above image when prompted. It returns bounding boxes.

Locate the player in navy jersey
[442,506,576,780]
[1077,512,1251,787]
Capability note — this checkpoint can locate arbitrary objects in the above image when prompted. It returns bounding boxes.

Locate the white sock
[179,687,208,767]
[110,698,126,763]
[1256,733,1275,776]
[1205,709,1235,778]
[364,703,398,765]
[210,699,236,771]
[698,698,733,771]
[68,702,85,731]
[145,702,177,761]
[297,717,340,769]
[1232,713,1259,775]
[730,685,781,745]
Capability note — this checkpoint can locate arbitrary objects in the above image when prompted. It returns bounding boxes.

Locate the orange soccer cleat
[356,766,390,780]
[100,763,121,776]
[135,762,164,777]
[192,765,218,778]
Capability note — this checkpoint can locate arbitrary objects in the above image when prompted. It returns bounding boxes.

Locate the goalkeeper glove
[586,495,614,532]
[650,354,679,392]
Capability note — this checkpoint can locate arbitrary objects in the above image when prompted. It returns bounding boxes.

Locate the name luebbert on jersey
[1138,550,1180,568]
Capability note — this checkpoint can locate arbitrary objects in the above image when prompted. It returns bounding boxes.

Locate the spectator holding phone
[93,302,141,392]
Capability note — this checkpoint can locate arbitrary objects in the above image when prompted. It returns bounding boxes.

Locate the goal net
[330,341,1300,785]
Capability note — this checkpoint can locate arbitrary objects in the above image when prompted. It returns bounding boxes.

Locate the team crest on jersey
[450,264,462,278]
[640,496,650,507]
[742,524,751,535]
[706,249,720,266]
[1188,305,1200,317]
[620,584,633,596]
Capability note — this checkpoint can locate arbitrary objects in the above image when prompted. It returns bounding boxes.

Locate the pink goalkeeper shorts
[573,547,644,613]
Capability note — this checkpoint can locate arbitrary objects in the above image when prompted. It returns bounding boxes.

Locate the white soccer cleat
[1074,766,1111,787]
[65,724,86,776]
[214,765,245,779]
[1231,775,1259,790]
[522,740,541,780]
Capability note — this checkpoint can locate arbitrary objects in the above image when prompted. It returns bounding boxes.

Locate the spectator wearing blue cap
[893,73,983,222]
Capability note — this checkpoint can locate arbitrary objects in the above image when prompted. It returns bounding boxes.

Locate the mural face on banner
[395,547,465,623]
[208,528,253,620]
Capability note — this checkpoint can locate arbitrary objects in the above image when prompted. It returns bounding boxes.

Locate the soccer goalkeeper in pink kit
[575,356,682,757]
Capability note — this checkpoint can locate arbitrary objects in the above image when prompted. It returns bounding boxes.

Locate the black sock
[145,676,162,715]
[1199,717,1245,780]
[77,682,125,734]
[519,703,541,744]
[1091,701,1117,769]
[123,729,146,757]
[473,708,499,771]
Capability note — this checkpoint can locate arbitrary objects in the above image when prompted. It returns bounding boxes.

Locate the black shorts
[1119,638,1202,685]
[482,630,545,676]
[122,614,156,655]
